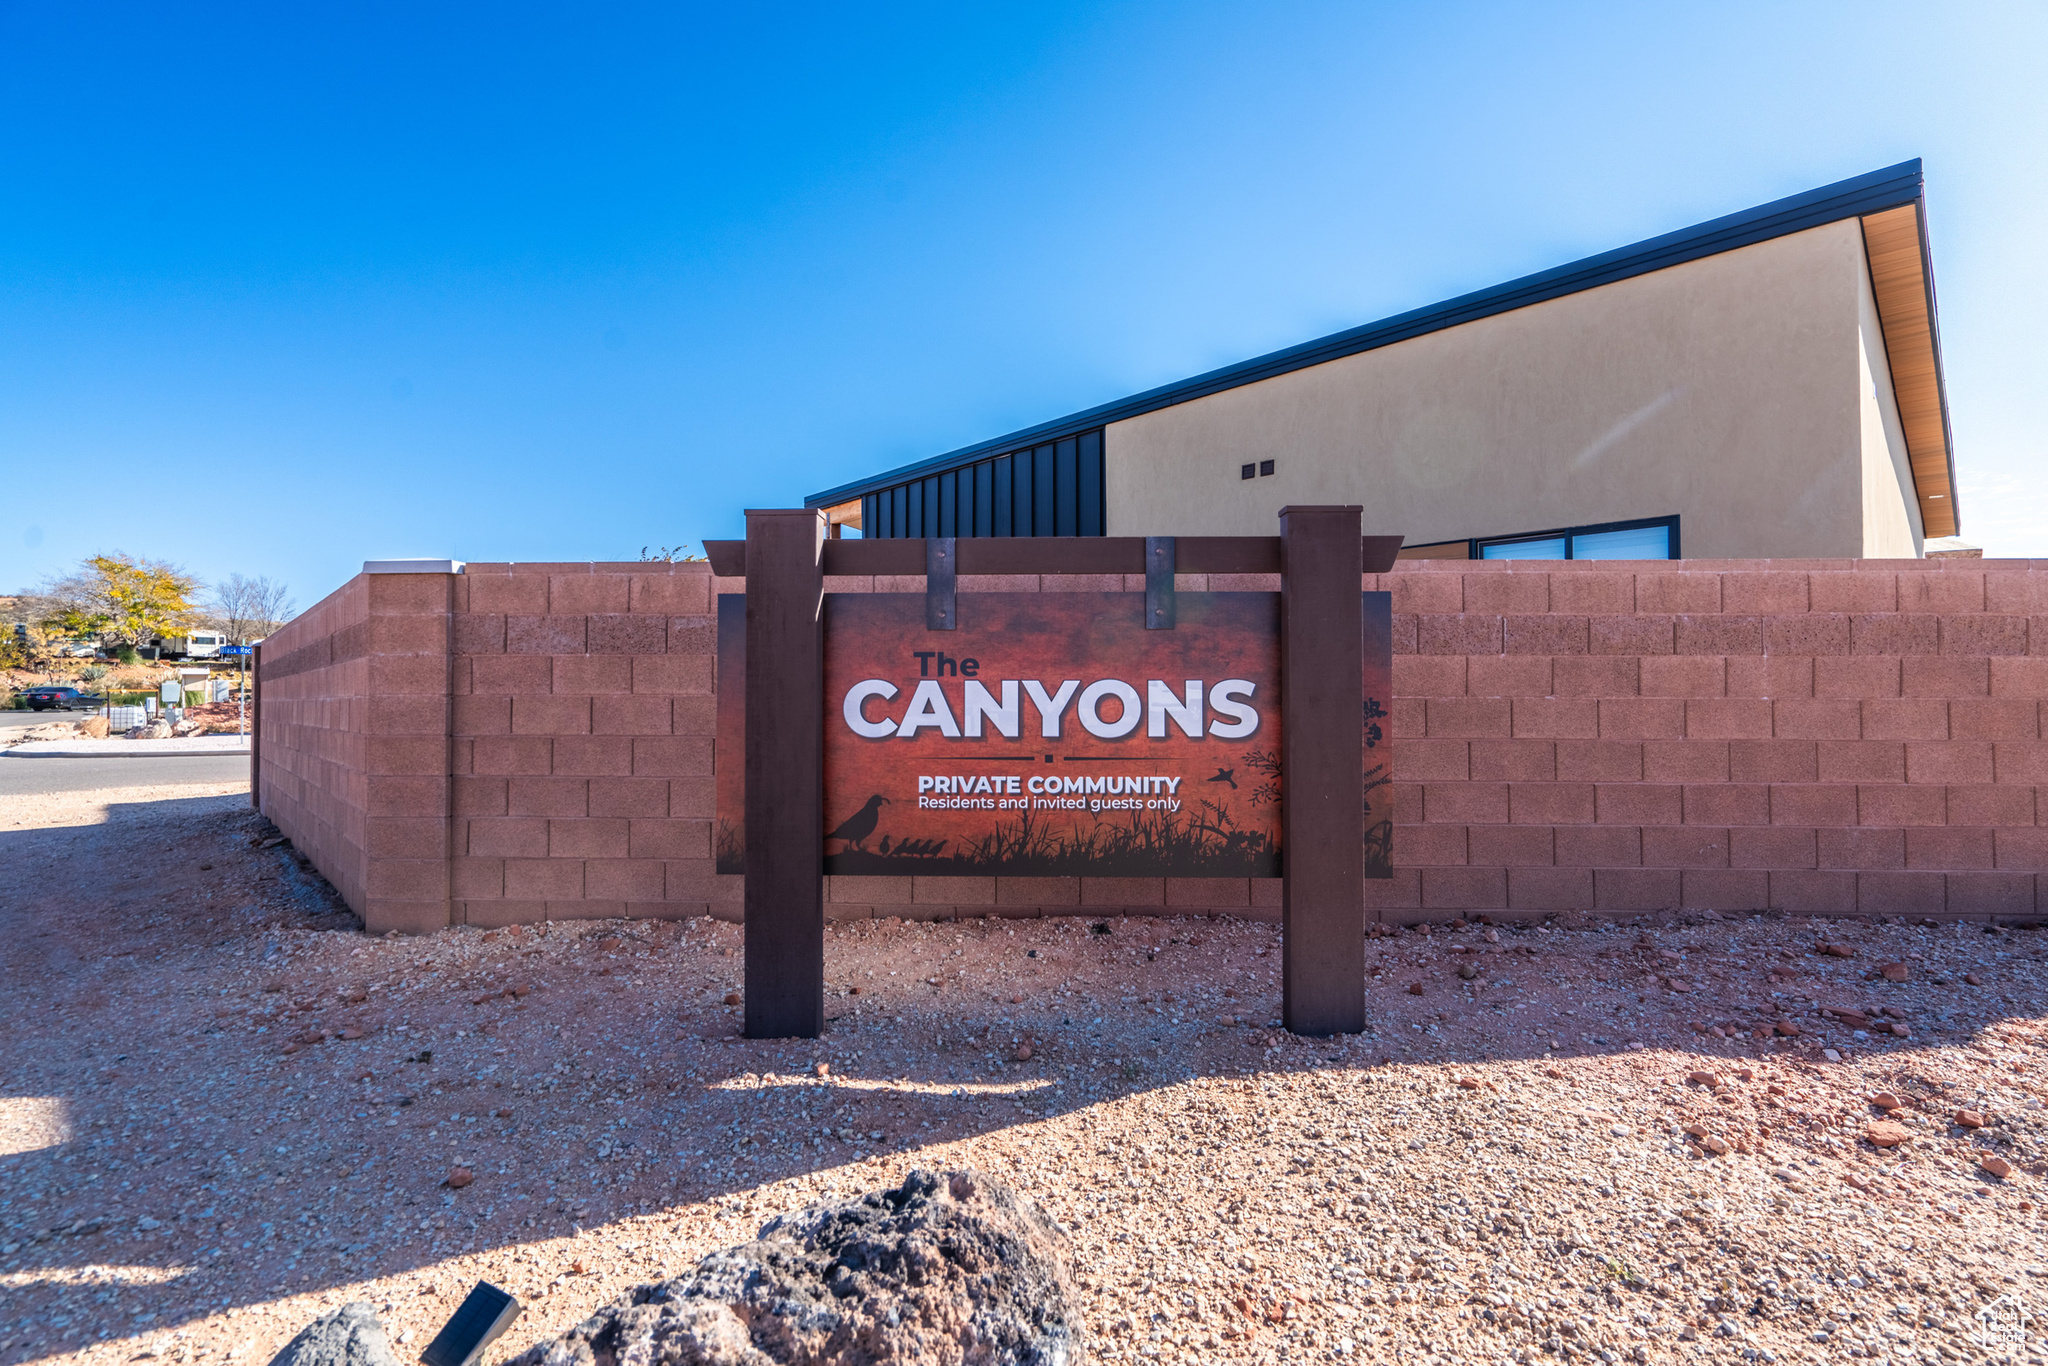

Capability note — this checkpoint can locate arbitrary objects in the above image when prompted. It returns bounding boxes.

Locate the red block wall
[256,556,2048,933]
[1369,557,2046,921]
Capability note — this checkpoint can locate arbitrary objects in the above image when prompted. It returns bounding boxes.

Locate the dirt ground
[0,783,2043,1366]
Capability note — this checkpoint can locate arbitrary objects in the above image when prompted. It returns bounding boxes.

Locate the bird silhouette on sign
[826,795,889,850]
[1208,768,1237,790]
[878,835,892,855]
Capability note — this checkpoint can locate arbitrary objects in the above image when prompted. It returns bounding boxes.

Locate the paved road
[0,749,251,795]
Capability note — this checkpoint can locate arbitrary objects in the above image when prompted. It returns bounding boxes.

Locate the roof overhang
[808,160,1956,527]
[1860,199,1958,537]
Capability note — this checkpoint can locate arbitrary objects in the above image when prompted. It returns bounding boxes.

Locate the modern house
[806,160,1956,561]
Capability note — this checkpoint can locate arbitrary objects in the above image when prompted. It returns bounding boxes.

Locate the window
[1402,515,1678,562]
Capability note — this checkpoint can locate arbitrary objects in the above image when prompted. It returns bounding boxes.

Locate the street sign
[218,645,253,657]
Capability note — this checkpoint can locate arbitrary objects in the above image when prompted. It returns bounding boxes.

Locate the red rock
[814,1062,831,1077]
[1683,1123,1711,1139]
[1686,1071,1722,1088]
[337,1027,366,1041]
[1700,1136,1731,1156]
[1775,1020,1800,1036]
[1879,962,1909,982]
[599,937,623,951]
[1963,973,1985,986]
[509,983,531,998]
[1817,942,1855,958]
[1407,983,1425,996]
[493,1108,513,1118]
[1666,978,1694,993]
[1955,1109,1986,1129]
[1733,1069,1754,1081]
[1869,1092,1904,1111]
[723,992,742,1007]
[1455,1077,1480,1090]
[446,1168,474,1189]
[1980,1156,2014,1180]
[1013,1043,1033,1062]
[1865,1121,1911,1148]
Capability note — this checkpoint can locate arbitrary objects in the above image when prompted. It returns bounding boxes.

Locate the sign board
[160,680,183,704]
[715,589,1393,880]
[218,645,253,657]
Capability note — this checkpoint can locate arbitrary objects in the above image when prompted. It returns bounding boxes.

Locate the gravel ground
[0,784,2044,1366]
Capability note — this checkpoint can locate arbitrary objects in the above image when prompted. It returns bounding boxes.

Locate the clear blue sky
[3,1,2043,608]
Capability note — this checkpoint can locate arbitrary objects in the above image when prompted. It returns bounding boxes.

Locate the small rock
[1865,1121,1911,1148]
[1879,962,1909,982]
[78,715,110,739]
[1774,1019,1800,1036]
[1700,1136,1731,1156]
[1665,978,1693,993]
[1455,1077,1480,1090]
[814,1062,830,1077]
[1686,1071,1722,1088]
[1955,1109,1986,1129]
[1817,942,1855,958]
[1683,1123,1711,1139]
[1012,1043,1033,1062]
[261,1302,398,1366]
[446,1167,474,1189]
[1407,983,1425,996]
[1963,973,1985,986]
[723,992,742,1007]
[598,937,622,951]
[1457,964,1479,980]
[1980,1156,2014,1180]
[1869,1092,1904,1111]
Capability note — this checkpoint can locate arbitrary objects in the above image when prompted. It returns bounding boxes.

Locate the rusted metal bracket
[1145,535,1176,630]
[926,537,957,630]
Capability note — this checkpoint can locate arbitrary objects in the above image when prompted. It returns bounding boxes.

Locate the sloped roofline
[807,160,1932,510]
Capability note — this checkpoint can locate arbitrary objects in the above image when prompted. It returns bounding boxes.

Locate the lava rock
[507,1168,1082,1366]
[264,1302,399,1366]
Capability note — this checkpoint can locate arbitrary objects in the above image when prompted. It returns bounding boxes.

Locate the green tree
[41,554,203,649]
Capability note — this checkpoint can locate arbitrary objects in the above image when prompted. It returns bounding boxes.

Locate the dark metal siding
[856,428,1106,538]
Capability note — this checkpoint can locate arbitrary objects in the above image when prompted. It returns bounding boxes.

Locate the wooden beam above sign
[704,534,1404,579]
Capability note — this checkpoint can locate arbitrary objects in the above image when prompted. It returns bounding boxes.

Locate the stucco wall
[1105,219,1915,559]
[258,556,2047,933]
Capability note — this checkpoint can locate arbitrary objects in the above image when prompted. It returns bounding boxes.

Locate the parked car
[19,686,106,712]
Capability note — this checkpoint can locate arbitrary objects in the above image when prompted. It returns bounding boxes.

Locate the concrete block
[505,615,589,654]
[1422,782,1508,824]
[1640,656,1726,698]
[1945,871,2036,917]
[588,777,672,818]
[1470,739,1555,782]
[1508,867,1593,910]
[1393,654,1467,697]
[1593,868,1680,912]
[1724,655,1813,699]
[1468,823,1553,866]
[1726,741,1813,784]
[553,655,633,695]
[1395,823,1468,866]
[1510,698,1598,739]
[1642,826,1728,868]
[1851,615,1939,656]
[1816,741,1906,783]
[1768,870,1856,915]
[1597,699,1685,740]
[512,695,592,736]
[1947,784,2033,827]
[1426,697,1512,738]
[1728,826,1816,870]
[1682,783,1768,826]
[1902,656,1989,698]
[584,858,668,901]
[1818,826,1904,869]
[1400,738,1472,781]
[627,818,711,859]
[467,817,551,858]
[507,776,589,817]
[1590,615,1675,655]
[1554,740,1643,782]
[1686,699,1772,740]
[1417,614,1503,655]
[471,735,554,776]
[1594,782,1683,825]
[1905,826,1996,870]
[1721,572,1809,614]
[1420,866,1505,909]
[1949,699,2037,740]
[1681,869,1768,911]
[1904,742,1994,785]
[1808,572,1896,614]
[1814,657,1902,699]
[1857,870,1945,917]
[1500,615,1588,656]
[588,614,670,655]
[1508,782,1595,824]
[1547,572,1634,615]
[1470,655,1554,697]
[1552,656,1639,697]
[1554,824,1640,867]
[1768,784,1858,827]
[1855,784,1945,827]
